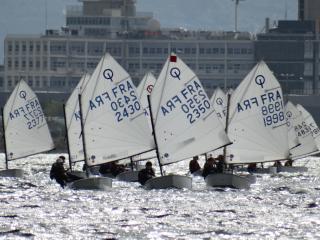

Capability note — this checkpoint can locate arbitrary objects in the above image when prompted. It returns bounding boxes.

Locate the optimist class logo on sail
[88,70,141,123]
[237,75,285,127]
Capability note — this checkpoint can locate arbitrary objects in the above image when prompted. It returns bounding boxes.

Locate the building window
[8,77,12,87]
[36,59,40,69]
[22,42,26,53]
[35,77,40,87]
[29,59,33,69]
[14,59,19,68]
[29,42,34,53]
[43,43,48,53]
[51,77,66,88]
[14,76,19,85]
[28,77,33,86]
[21,59,26,69]
[8,42,13,53]
[7,59,12,69]
[43,59,47,70]
[15,43,19,53]
[36,42,41,52]
[42,77,48,87]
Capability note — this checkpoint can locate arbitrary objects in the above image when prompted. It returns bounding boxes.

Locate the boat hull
[190,169,203,177]
[278,166,308,173]
[68,171,87,179]
[68,177,112,190]
[144,175,192,190]
[116,171,139,182]
[0,169,24,178]
[205,173,251,189]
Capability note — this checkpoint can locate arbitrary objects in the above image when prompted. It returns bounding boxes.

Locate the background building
[298,0,320,21]
[3,0,254,97]
[3,0,320,104]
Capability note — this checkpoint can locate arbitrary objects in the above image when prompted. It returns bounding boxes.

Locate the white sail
[65,73,91,163]
[285,102,300,151]
[80,53,155,166]
[285,101,318,159]
[296,104,320,152]
[150,54,230,165]
[3,79,54,160]
[226,61,289,164]
[137,72,157,109]
[132,72,158,162]
[136,72,157,128]
[210,87,227,127]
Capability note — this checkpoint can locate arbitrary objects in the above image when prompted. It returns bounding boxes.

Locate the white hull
[68,177,112,190]
[244,174,256,184]
[278,166,308,173]
[205,173,251,189]
[100,173,116,179]
[0,169,24,178]
[144,175,192,190]
[237,166,307,174]
[116,171,139,182]
[69,171,87,179]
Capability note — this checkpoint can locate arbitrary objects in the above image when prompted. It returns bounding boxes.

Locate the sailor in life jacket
[50,156,69,188]
[189,155,201,174]
[138,161,155,185]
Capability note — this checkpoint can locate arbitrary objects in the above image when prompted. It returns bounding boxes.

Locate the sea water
[0,154,319,240]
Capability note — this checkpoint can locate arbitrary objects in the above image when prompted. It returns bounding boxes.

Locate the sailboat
[206,87,228,160]
[280,101,319,172]
[144,54,231,189]
[116,72,158,181]
[210,87,227,127]
[206,61,289,188]
[0,79,54,177]
[63,73,91,178]
[69,53,155,189]
[296,104,320,150]
[130,72,157,161]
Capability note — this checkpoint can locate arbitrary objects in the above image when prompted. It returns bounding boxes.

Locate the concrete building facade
[3,0,254,96]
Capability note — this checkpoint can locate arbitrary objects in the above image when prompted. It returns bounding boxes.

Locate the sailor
[189,155,201,174]
[50,156,69,188]
[273,160,282,167]
[247,163,257,173]
[138,161,155,185]
[273,160,283,172]
[202,157,217,178]
[284,159,293,167]
[216,155,225,173]
[99,161,126,176]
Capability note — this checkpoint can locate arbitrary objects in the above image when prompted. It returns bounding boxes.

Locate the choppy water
[0,154,320,240]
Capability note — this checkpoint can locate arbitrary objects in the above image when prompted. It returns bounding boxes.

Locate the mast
[78,94,89,176]
[1,108,8,170]
[147,95,163,176]
[223,93,231,169]
[63,104,73,171]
